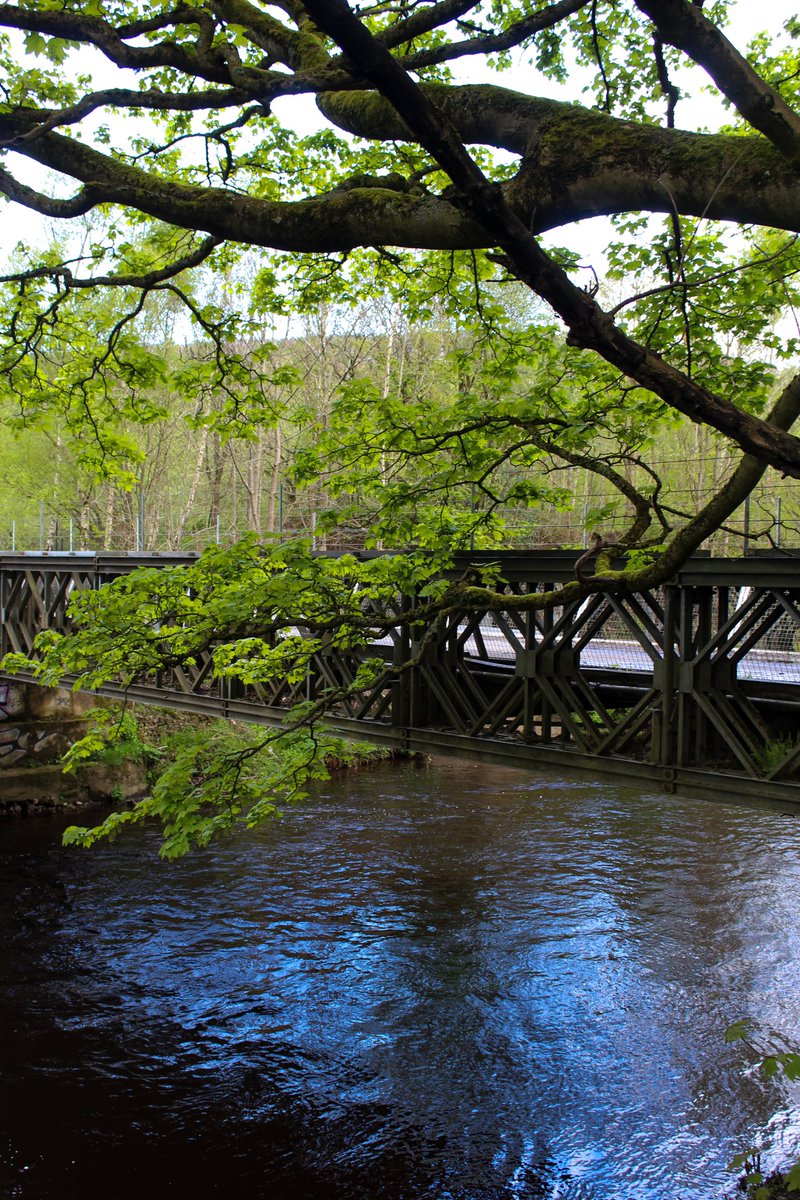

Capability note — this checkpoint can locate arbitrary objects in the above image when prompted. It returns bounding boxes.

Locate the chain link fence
[3,473,799,556]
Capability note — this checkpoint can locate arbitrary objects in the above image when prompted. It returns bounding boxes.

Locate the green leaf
[724,1019,752,1043]
[779,1052,800,1081]
[784,1158,800,1191]
[23,31,46,56]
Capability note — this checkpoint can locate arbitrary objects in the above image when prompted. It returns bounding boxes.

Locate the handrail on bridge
[2,550,800,812]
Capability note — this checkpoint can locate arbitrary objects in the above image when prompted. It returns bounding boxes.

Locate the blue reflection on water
[2,760,800,1199]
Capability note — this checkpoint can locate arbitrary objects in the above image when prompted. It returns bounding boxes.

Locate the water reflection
[1,760,800,1198]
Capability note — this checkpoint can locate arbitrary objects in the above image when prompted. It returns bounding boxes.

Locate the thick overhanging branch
[1,79,799,255]
[0,1,338,91]
[299,0,800,482]
[209,0,301,62]
[319,85,800,233]
[0,165,101,218]
[636,0,800,164]
[0,130,486,248]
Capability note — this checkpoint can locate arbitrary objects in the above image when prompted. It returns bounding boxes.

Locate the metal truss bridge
[2,549,800,813]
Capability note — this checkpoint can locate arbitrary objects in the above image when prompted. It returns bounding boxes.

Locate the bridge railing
[2,550,800,806]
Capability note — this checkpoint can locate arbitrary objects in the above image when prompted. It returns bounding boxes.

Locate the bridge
[2,549,800,813]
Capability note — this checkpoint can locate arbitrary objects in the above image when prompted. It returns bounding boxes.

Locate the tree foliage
[2,0,800,846]
[725,1020,800,1197]
[0,1,798,515]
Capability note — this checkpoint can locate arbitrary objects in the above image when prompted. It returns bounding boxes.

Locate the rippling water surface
[2,759,800,1199]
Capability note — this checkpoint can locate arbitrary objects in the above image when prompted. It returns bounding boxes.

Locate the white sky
[0,0,796,266]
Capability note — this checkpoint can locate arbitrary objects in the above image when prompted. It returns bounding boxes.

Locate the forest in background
[2,269,796,560]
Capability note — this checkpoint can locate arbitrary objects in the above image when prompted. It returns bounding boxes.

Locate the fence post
[743,495,751,556]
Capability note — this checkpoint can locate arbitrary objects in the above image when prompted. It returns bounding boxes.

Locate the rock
[81,759,148,803]
[0,683,27,720]
[0,748,32,768]
[0,764,85,810]
[0,686,148,814]
[0,759,146,813]
[32,732,71,760]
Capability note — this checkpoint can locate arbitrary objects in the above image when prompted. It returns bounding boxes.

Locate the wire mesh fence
[4,471,800,556]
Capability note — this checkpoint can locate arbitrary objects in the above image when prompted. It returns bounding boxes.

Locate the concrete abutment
[0,681,147,814]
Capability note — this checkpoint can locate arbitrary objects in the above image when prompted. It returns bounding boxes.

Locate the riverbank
[0,685,149,814]
[0,698,404,816]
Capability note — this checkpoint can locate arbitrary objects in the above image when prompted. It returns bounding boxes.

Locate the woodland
[0,0,800,847]
[4,304,794,558]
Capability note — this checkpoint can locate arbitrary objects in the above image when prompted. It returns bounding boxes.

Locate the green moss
[754,735,800,775]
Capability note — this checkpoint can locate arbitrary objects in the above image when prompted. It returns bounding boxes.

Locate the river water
[2,759,800,1199]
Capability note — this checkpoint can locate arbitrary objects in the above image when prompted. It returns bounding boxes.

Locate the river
[1,759,799,1199]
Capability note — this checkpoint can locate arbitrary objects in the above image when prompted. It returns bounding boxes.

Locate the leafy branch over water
[725,1020,800,1198]
[60,707,390,860]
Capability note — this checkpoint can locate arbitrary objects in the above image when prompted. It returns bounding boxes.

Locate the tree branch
[397,0,589,68]
[0,235,221,290]
[300,0,800,480]
[636,0,800,163]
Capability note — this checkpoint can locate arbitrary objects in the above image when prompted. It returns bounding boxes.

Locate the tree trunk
[173,427,209,548]
[266,422,282,534]
[102,486,115,551]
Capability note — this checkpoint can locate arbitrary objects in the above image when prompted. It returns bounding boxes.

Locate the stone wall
[0,681,95,769]
[0,682,148,813]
